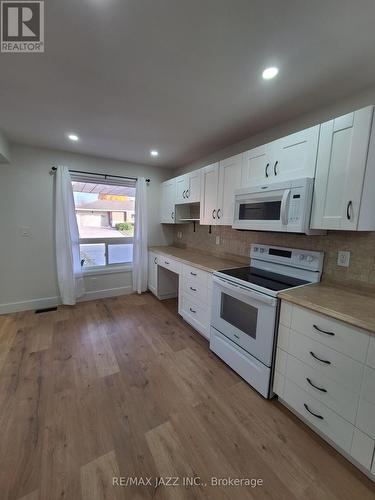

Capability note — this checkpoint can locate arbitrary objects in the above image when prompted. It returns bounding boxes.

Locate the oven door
[232,188,291,231]
[211,276,277,367]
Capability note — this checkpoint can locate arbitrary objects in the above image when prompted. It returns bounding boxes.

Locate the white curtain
[132,177,148,294]
[55,166,85,305]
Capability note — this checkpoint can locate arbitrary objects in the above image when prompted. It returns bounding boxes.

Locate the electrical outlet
[216,236,220,245]
[177,231,183,240]
[337,251,351,268]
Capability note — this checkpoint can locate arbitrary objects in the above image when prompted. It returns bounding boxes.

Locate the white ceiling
[1,0,375,167]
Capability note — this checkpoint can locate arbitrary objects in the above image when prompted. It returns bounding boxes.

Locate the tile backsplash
[173,224,375,285]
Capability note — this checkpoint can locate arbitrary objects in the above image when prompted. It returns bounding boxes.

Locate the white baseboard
[0,296,60,315]
[0,286,133,315]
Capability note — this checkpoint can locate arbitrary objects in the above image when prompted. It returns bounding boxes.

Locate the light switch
[337,251,350,267]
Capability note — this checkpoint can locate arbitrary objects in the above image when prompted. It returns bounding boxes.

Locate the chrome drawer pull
[164,261,170,265]
[306,378,327,393]
[190,287,197,292]
[304,403,324,420]
[190,272,197,276]
[313,324,335,336]
[234,334,240,339]
[310,351,331,365]
[189,307,196,314]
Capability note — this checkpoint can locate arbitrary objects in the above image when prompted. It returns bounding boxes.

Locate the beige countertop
[149,246,243,273]
[279,282,375,334]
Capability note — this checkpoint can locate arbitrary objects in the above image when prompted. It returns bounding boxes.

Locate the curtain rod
[50,166,150,183]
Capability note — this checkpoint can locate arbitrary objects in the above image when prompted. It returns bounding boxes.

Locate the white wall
[175,84,375,174]
[0,143,174,313]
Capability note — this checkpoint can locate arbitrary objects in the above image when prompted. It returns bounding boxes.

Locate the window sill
[82,264,133,277]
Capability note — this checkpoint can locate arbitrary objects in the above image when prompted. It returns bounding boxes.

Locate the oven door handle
[214,277,277,306]
[280,189,291,226]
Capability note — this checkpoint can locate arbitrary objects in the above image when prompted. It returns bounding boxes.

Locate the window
[71,178,136,269]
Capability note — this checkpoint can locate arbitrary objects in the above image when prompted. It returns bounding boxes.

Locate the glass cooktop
[218,267,309,292]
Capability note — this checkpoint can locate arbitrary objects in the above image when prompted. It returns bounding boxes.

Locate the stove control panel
[251,244,324,272]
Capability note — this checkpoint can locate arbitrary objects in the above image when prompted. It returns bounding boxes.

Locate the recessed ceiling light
[262,67,279,80]
[68,133,79,142]
[150,150,159,157]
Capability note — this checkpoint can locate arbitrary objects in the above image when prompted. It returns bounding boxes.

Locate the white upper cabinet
[175,169,201,204]
[241,125,320,186]
[200,163,219,224]
[160,178,176,223]
[217,154,242,225]
[311,106,375,231]
[200,156,242,226]
[273,125,320,180]
[242,144,273,185]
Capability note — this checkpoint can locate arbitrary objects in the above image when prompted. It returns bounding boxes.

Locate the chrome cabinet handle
[274,161,279,176]
[189,307,196,314]
[190,272,197,276]
[304,403,324,420]
[164,261,170,265]
[346,200,352,220]
[217,208,221,219]
[190,286,197,291]
[313,324,335,336]
[310,351,331,365]
[171,211,174,220]
[212,209,216,219]
[154,257,157,264]
[186,189,190,198]
[265,163,270,178]
[306,378,327,393]
[183,190,186,199]
[234,334,240,339]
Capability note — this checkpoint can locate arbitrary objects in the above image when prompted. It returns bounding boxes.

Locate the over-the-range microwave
[233,177,322,234]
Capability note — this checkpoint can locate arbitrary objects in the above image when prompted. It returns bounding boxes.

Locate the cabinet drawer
[283,379,354,452]
[286,354,359,423]
[291,305,369,363]
[350,428,375,470]
[181,276,209,303]
[182,264,209,286]
[356,366,375,439]
[367,335,375,369]
[158,256,182,275]
[180,294,210,338]
[288,329,364,394]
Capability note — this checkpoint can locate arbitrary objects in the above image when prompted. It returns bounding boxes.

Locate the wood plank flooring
[0,292,374,500]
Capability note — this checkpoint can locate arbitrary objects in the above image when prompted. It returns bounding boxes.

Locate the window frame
[79,237,134,270]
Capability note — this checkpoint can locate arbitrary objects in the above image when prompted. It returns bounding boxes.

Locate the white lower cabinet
[148,252,211,340]
[283,378,354,452]
[273,299,375,479]
[351,428,375,470]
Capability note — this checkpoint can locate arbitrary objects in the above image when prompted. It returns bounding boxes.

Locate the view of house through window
[72,180,136,268]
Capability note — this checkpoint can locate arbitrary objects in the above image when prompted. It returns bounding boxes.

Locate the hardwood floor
[0,292,374,500]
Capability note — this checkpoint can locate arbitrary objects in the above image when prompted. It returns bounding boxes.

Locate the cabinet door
[200,163,219,225]
[161,179,176,223]
[217,154,242,225]
[175,175,188,204]
[148,252,158,295]
[241,144,273,185]
[186,169,201,203]
[311,107,373,230]
[273,125,319,181]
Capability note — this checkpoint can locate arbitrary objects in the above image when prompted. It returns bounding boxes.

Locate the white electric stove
[210,244,324,398]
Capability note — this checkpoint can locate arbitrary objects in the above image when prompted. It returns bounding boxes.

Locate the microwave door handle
[280,189,291,226]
